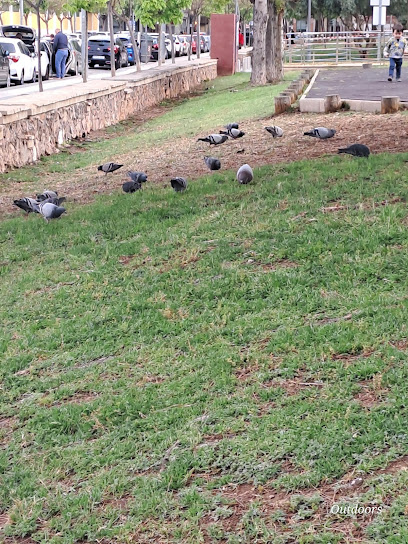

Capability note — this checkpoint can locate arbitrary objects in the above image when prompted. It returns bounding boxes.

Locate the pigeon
[197,134,229,145]
[122,180,142,193]
[36,191,66,206]
[304,127,336,139]
[220,128,245,139]
[225,123,239,130]
[13,197,40,214]
[127,171,147,183]
[204,156,221,171]
[338,144,370,158]
[170,177,187,192]
[36,190,58,201]
[39,202,66,222]
[237,164,253,185]
[97,162,123,174]
[265,126,283,138]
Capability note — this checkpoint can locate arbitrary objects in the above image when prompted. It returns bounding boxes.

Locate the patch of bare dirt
[261,377,325,396]
[331,349,375,365]
[244,258,298,272]
[2,109,408,219]
[199,453,408,542]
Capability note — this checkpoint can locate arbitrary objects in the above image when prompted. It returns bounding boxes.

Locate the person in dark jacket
[53,28,68,78]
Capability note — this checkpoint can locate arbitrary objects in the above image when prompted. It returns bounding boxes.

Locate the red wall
[210,14,237,76]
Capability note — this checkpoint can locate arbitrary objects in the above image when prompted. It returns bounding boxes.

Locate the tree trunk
[36,9,43,92]
[266,1,283,84]
[126,18,141,71]
[169,23,175,64]
[108,1,116,77]
[190,12,194,60]
[197,14,201,59]
[81,9,88,83]
[251,0,268,86]
[265,1,276,82]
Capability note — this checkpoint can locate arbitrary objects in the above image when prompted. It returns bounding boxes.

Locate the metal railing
[284,30,407,64]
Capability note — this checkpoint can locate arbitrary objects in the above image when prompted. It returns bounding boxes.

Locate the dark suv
[88,35,128,69]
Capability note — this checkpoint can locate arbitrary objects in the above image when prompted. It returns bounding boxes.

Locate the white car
[178,35,189,56]
[0,37,36,85]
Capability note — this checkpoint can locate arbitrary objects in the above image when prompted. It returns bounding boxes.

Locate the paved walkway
[307,66,408,102]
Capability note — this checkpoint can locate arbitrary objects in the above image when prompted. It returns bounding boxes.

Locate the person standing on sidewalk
[53,28,69,79]
[383,24,406,82]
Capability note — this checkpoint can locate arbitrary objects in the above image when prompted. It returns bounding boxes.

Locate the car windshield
[0,42,15,53]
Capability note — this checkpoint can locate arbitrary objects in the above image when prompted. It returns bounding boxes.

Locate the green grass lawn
[1,75,408,544]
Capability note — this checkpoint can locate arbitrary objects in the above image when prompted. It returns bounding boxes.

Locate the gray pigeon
[338,144,370,158]
[197,134,229,145]
[122,180,142,193]
[39,202,66,222]
[127,171,147,183]
[204,156,221,171]
[170,177,187,192]
[237,164,253,185]
[265,125,283,138]
[13,197,40,215]
[97,162,123,174]
[220,128,245,139]
[304,127,336,139]
[36,190,58,201]
[225,123,239,130]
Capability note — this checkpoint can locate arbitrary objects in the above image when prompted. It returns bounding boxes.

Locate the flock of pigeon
[13,121,370,222]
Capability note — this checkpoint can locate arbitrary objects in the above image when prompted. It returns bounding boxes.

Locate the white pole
[19,0,23,25]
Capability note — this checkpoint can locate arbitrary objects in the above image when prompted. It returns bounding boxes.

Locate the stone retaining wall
[0,60,217,172]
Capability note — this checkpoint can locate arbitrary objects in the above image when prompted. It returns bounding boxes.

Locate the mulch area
[1,109,408,219]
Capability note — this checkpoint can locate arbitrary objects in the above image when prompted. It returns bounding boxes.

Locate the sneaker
[397,78,402,82]
[388,76,392,81]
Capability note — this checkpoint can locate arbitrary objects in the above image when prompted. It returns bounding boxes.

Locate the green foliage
[135,0,191,26]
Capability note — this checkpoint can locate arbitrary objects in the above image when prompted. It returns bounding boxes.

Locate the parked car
[116,35,137,65]
[36,40,50,80]
[166,34,182,56]
[178,35,189,56]
[185,35,197,54]
[150,34,171,60]
[202,34,211,52]
[0,37,36,85]
[66,38,82,75]
[0,42,10,87]
[1,25,49,81]
[88,35,129,69]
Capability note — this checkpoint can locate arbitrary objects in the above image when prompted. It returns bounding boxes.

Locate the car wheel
[115,58,120,70]
[44,65,50,80]
[89,62,95,69]
[16,70,24,85]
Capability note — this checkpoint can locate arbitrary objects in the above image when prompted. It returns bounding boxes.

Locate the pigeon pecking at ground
[220,127,245,139]
[197,134,229,145]
[127,171,147,183]
[38,202,66,222]
[97,162,123,174]
[265,126,284,138]
[204,156,221,171]
[304,127,336,139]
[237,164,253,185]
[170,177,188,192]
[36,190,66,206]
[224,123,239,131]
[338,144,370,158]
[13,197,40,215]
[122,180,142,193]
